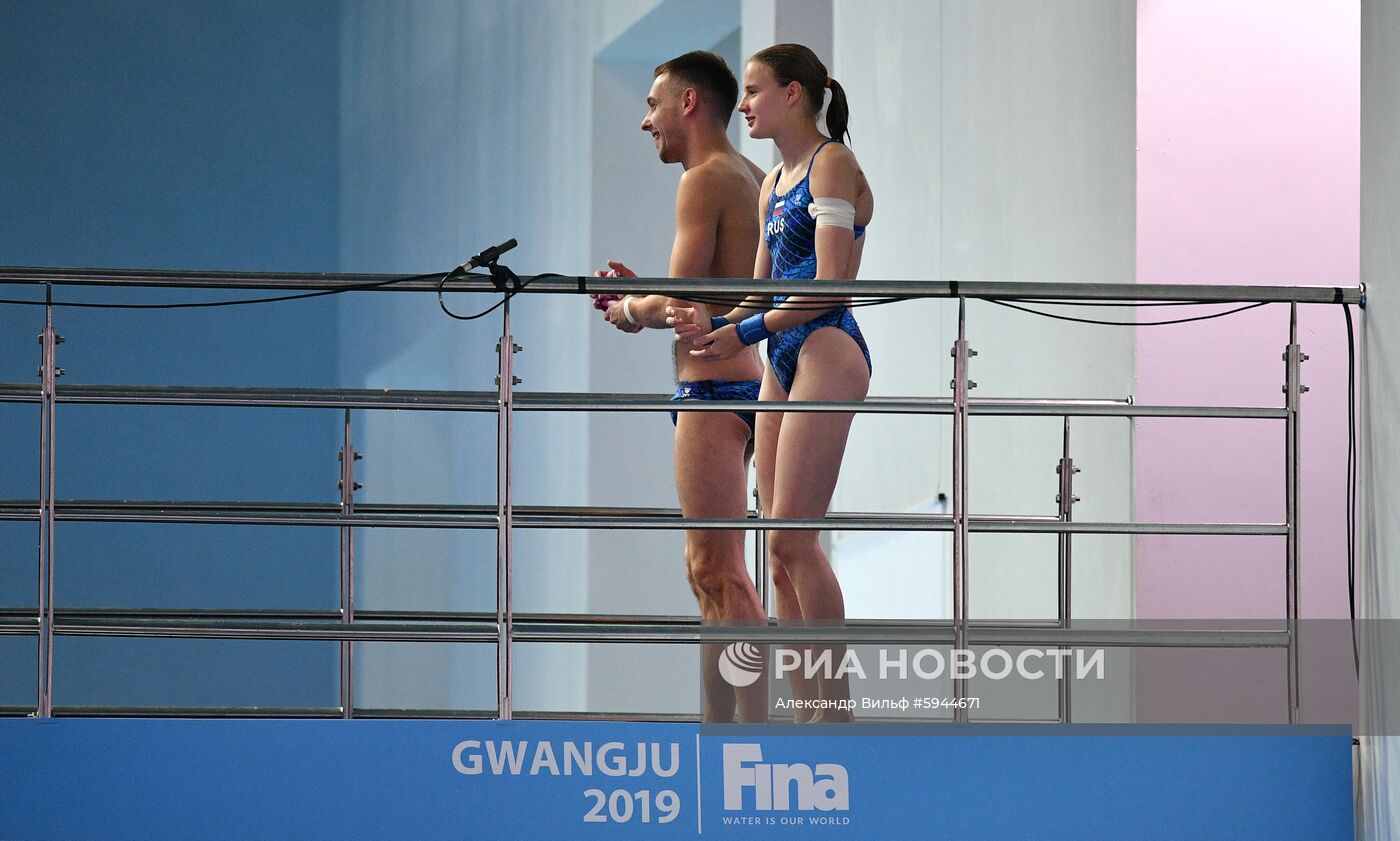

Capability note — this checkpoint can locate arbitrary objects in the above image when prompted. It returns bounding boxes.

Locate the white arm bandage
[808,196,857,230]
[622,296,640,325]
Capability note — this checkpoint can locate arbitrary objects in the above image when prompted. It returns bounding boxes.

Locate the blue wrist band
[735,313,772,346]
[710,315,730,333]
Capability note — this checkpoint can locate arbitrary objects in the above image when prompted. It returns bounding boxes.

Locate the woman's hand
[666,304,745,359]
[685,323,743,361]
[665,304,707,341]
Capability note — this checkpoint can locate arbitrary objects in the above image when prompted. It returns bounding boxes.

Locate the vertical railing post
[36,285,59,718]
[496,299,519,720]
[337,408,359,719]
[1283,301,1305,723]
[753,487,768,616]
[951,298,972,721]
[1055,416,1077,722]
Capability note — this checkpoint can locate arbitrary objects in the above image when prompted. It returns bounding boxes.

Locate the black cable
[1008,297,1247,308]
[986,299,1270,327]
[437,272,571,321]
[647,291,886,309]
[669,292,1274,317]
[0,271,448,310]
[670,293,911,312]
[436,269,503,321]
[1345,303,1359,675]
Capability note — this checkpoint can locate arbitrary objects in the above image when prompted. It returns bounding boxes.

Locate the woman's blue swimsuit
[763,140,872,393]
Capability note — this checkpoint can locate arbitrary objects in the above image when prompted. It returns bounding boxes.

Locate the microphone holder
[485,260,523,295]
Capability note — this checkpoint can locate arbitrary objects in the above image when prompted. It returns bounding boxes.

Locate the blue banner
[0,720,1352,839]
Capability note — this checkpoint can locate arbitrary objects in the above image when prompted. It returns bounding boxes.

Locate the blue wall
[0,720,1359,840]
[0,0,343,709]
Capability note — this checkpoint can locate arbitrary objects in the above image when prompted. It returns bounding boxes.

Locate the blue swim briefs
[669,379,761,437]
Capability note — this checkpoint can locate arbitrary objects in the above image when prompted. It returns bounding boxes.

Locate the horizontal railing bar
[520,516,1270,534]
[0,607,1068,630]
[0,500,1281,534]
[0,499,1031,520]
[0,608,345,621]
[0,706,1115,724]
[507,516,1282,536]
[512,623,954,644]
[970,628,1291,648]
[0,266,1364,304]
[0,500,953,530]
[970,520,1287,535]
[521,393,953,414]
[0,705,703,722]
[517,515,956,531]
[2,382,1286,418]
[34,706,345,718]
[511,625,1289,646]
[56,619,497,642]
[55,384,498,411]
[1,500,503,514]
[47,385,948,415]
[0,608,705,624]
[0,706,1130,722]
[355,709,704,722]
[969,401,1286,419]
[0,619,37,636]
[532,395,1285,420]
[48,510,500,529]
[519,277,1368,306]
[501,709,704,722]
[0,384,40,403]
[49,619,1289,647]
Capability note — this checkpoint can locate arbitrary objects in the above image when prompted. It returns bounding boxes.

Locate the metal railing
[0,266,1364,722]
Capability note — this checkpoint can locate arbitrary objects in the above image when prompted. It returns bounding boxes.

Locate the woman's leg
[766,327,870,722]
[754,369,819,721]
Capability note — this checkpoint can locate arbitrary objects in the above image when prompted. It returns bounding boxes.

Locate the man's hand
[594,261,643,332]
[596,260,637,279]
[590,293,622,312]
[605,298,644,333]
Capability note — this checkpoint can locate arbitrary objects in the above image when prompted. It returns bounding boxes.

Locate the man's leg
[676,407,768,723]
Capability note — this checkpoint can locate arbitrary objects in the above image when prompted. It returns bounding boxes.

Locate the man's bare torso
[673,149,767,384]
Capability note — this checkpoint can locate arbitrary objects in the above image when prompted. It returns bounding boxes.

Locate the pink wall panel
[1136,0,1358,621]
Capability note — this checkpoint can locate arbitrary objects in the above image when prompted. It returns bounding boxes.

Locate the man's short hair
[653,51,739,125]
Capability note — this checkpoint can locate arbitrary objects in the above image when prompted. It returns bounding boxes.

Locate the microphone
[453,238,518,275]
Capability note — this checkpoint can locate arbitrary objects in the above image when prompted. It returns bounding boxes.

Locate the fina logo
[723,744,849,811]
[717,642,764,688]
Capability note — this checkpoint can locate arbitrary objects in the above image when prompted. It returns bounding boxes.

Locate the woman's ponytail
[825,77,849,144]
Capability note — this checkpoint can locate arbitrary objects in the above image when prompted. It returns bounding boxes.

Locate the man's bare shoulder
[742,156,768,185]
[679,158,761,207]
